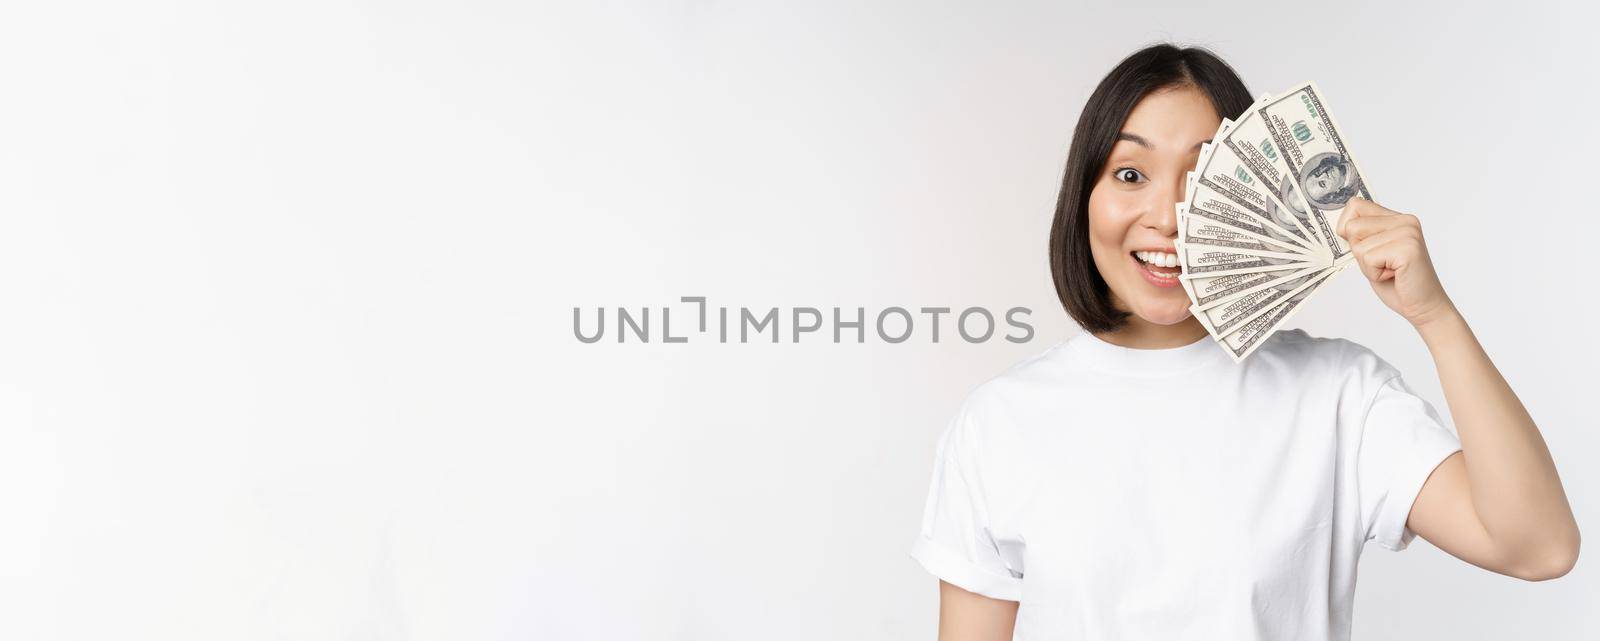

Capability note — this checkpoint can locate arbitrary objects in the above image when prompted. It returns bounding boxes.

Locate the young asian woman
[909,43,1579,641]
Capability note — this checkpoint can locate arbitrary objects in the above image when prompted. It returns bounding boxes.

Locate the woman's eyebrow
[1116,132,1152,148]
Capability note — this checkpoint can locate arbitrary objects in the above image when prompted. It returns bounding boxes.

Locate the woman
[908,44,1579,640]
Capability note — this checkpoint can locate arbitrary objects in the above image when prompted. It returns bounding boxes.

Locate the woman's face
[1087,85,1220,326]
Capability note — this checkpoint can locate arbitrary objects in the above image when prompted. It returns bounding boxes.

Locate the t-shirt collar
[1065,329,1225,377]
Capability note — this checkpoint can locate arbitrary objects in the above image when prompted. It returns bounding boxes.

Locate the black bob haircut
[1048,44,1254,334]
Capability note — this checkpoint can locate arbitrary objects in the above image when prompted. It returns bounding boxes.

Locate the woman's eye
[1113,168,1146,184]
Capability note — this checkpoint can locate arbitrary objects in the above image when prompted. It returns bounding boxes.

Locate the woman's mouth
[1132,250,1181,288]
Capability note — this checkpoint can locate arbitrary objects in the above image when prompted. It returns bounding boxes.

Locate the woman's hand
[1335,197,1457,329]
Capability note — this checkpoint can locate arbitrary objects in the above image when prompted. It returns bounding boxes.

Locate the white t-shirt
[909,328,1462,641]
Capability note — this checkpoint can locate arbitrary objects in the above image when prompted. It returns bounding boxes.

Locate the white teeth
[1135,250,1179,268]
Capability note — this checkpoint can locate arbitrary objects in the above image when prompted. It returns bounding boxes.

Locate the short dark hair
[1048,44,1254,333]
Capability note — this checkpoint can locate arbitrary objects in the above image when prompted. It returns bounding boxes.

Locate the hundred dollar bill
[1217,108,1334,256]
[1180,263,1320,311]
[1186,174,1319,254]
[1218,267,1339,362]
[1192,264,1336,339]
[1251,81,1370,260]
[1191,125,1328,258]
[1176,243,1313,278]
[1219,96,1344,261]
[1178,203,1311,257]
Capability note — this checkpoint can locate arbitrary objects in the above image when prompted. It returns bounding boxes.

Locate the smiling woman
[1049,45,1253,344]
[1089,88,1222,321]
[909,42,1578,641]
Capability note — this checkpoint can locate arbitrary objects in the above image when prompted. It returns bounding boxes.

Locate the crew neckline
[1065,330,1225,376]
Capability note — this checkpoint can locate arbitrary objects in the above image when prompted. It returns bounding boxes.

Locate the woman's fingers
[1342,196,1393,222]
[1338,199,1420,245]
[1335,198,1451,325]
[1352,226,1421,282]
[1352,234,1397,282]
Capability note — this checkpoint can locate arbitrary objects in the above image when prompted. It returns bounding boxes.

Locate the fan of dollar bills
[1176,81,1366,362]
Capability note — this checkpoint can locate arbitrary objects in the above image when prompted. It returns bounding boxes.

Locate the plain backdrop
[1,0,1596,639]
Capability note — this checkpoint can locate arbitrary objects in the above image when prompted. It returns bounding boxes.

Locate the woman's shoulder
[1261,328,1401,382]
[948,341,1075,416]
[977,338,1075,388]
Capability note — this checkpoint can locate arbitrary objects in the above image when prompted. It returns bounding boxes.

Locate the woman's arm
[937,580,1018,641]
[1338,198,1580,580]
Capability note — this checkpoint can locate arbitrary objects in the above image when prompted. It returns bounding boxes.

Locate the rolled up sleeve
[908,404,1024,601]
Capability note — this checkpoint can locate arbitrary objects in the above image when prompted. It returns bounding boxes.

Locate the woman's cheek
[1087,185,1132,265]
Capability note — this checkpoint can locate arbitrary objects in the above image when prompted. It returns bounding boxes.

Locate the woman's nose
[1150,203,1178,236]
[1144,177,1183,236]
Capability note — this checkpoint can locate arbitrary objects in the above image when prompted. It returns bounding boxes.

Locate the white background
[2,1,1597,639]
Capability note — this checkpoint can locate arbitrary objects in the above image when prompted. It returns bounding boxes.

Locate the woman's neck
[1093,315,1208,350]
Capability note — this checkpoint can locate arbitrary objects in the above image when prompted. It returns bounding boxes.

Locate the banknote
[1191,134,1328,258]
[1212,106,1337,256]
[1191,264,1335,339]
[1178,204,1313,257]
[1175,81,1370,361]
[1175,243,1316,278]
[1217,267,1338,362]
[1181,263,1323,311]
[1180,186,1319,255]
[1250,81,1370,260]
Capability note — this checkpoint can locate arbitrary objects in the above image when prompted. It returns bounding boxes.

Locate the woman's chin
[1131,304,1194,326]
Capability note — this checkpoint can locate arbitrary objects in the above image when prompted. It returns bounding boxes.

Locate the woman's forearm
[1416,304,1580,570]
